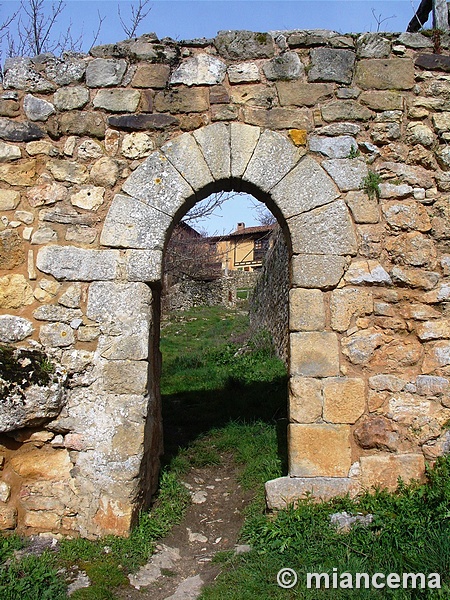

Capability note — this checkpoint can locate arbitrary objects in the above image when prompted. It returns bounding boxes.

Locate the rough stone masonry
[1,28,450,537]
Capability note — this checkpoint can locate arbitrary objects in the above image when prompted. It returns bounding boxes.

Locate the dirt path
[116,455,251,600]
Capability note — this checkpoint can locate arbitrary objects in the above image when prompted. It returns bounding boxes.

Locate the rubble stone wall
[1,29,450,536]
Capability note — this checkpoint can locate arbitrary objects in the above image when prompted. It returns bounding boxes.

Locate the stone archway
[95,122,359,529]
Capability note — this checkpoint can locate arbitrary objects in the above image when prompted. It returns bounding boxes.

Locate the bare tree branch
[371,8,396,32]
[118,0,152,39]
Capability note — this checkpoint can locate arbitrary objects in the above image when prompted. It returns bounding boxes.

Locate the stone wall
[1,29,450,536]
[250,228,289,363]
[163,270,259,312]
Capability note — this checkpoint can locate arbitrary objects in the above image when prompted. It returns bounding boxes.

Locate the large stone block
[161,133,214,192]
[360,90,403,111]
[309,135,357,159]
[289,288,325,331]
[322,377,366,424]
[290,200,357,255]
[154,88,209,113]
[102,360,148,394]
[321,101,373,123]
[290,332,340,377]
[360,454,425,490]
[0,230,25,270]
[266,476,359,509]
[53,86,89,110]
[230,123,260,178]
[86,58,127,87]
[291,254,347,289]
[10,448,71,479]
[59,111,106,138]
[0,159,36,186]
[271,155,339,219]
[132,63,170,88]
[100,194,170,250]
[244,129,301,192]
[262,52,304,80]
[37,246,119,281]
[193,123,231,181]
[170,54,227,86]
[243,106,313,131]
[322,158,368,192]
[276,82,334,106]
[355,59,415,90]
[289,423,352,477]
[330,287,373,332]
[93,89,140,112]
[122,150,194,216]
[308,48,356,84]
[345,190,379,224]
[0,506,17,530]
[124,249,162,282]
[214,30,275,59]
[0,315,33,342]
[290,376,323,423]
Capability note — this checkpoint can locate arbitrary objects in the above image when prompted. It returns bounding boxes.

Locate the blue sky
[1,1,425,233]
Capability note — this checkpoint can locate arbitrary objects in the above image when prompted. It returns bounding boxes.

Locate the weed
[362,170,382,200]
[347,145,360,159]
[0,552,66,600]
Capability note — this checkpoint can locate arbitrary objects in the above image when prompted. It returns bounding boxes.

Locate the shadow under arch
[160,184,290,471]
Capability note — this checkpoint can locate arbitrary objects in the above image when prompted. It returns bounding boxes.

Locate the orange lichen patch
[93,497,132,537]
[289,129,307,146]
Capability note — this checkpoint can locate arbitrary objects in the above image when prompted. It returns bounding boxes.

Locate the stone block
[416,319,450,341]
[23,94,55,121]
[0,274,33,308]
[86,58,127,87]
[53,86,89,110]
[330,287,373,332]
[193,123,231,181]
[321,100,373,123]
[23,511,61,530]
[0,230,24,270]
[244,129,301,192]
[230,84,276,107]
[170,54,227,86]
[309,135,357,159]
[100,193,170,250]
[271,155,339,219]
[289,423,352,477]
[70,186,104,211]
[0,117,44,142]
[33,305,82,323]
[308,48,356,84]
[360,454,425,490]
[322,377,366,423]
[266,476,359,509]
[415,375,449,396]
[356,33,391,58]
[59,111,106,138]
[243,107,313,131]
[121,132,154,159]
[355,59,415,90]
[47,159,88,184]
[322,158,368,192]
[291,254,347,289]
[214,30,275,59]
[108,114,179,130]
[39,322,75,347]
[422,341,450,373]
[228,62,260,83]
[11,448,71,479]
[124,249,162,282]
[132,63,170,88]
[93,89,140,112]
[341,328,383,365]
[154,88,209,113]
[0,159,36,186]
[290,332,340,377]
[360,90,404,111]
[37,246,119,281]
[345,190,379,224]
[276,82,334,107]
[0,315,34,342]
[383,200,431,232]
[102,360,148,394]
[290,376,322,423]
[230,123,260,178]
[0,506,17,530]
[161,132,214,192]
[355,416,398,451]
[0,189,20,210]
[0,141,21,162]
[122,151,194,216]
[0,482,11,502]
[262,52,304,80]
[290,200,357,255]
[289,288,325,331]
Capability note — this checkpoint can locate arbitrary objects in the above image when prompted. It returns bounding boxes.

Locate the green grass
[200,458,450,599]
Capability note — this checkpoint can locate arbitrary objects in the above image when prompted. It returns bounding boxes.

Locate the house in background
[208,222,275,273]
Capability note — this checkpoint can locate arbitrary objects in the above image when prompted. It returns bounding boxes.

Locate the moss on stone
[0,345,55,399]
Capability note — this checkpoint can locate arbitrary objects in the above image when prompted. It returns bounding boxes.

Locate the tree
[118,0,151,39]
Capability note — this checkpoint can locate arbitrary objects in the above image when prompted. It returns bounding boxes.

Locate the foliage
[0,552,66,600]
[347,146,360,159]
[362,170,382,200]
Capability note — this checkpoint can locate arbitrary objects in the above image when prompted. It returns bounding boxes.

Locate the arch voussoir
[192,122,231,181]
[230,122,260,179]
[161,132,215,192]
